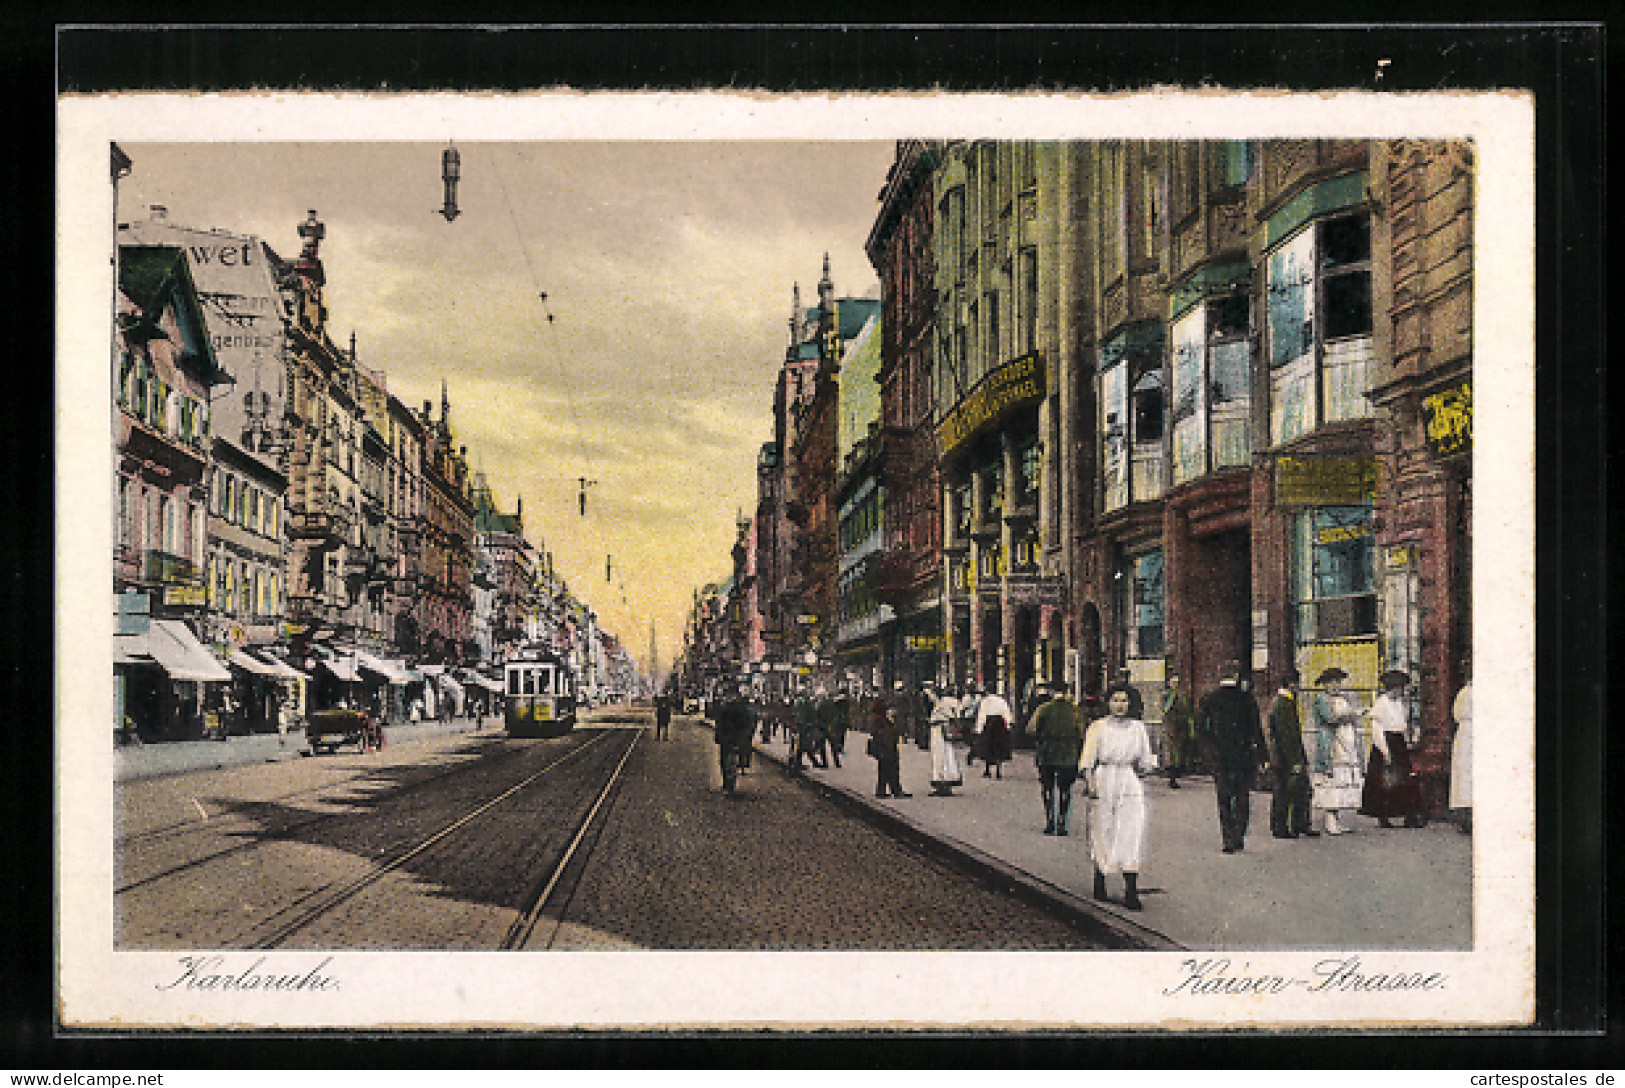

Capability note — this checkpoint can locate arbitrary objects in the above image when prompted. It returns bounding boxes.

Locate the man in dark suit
[1197,660,1269,854]
[1267,669,1317,839]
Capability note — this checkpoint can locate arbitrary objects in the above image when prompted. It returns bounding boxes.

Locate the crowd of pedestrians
[672,657,1473,911]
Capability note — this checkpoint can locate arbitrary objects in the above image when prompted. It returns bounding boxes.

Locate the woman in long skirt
[1311,668,1365,835]
[1080,683,1155,910]
[928,688,963,795]
[1360,671,1426,827]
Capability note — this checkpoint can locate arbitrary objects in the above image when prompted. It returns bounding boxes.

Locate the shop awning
[318,656,362,683]
[139,620,232,682]
[248,650,308,681]
[355,651,413,684]
[417,664,446,677]
[437,675,464,696]
[463,674,505,694]
[228,648,282,677]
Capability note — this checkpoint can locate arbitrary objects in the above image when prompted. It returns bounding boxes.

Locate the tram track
[500,729,641,950]
[115,731,605,896]
[115,729,634,946]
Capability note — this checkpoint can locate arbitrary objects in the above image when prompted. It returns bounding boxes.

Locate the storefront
[114,618,233,740]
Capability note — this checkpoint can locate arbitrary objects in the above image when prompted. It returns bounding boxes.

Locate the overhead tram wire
[486,144,645,654]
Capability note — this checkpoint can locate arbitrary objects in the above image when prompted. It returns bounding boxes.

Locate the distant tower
[816,253,837,373]
[440,378,451,434]
[789,282,801,345]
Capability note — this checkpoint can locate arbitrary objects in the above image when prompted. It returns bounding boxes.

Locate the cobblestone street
[547,714,1109,950]
[115,710,1114,951]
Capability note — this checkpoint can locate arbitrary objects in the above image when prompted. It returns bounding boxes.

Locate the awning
[134,620,232,682]
[318,657,362,683]
[463,674,505,694]
[228,648,282,677]
[437,675,464,696]
[248,650,308,681]
[417,664,446,677]
[355,651,413,684]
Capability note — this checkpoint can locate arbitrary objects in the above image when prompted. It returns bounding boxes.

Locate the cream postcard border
[56,91,1535,1030]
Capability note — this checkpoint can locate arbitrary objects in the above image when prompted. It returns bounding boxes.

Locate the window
[1133,372,1165,444]
[1218,141,1254,189]
[979,462,1003,522]
[1172,292,1253,485]
[986,291,1000,363]
[1268,209,1374,444]
[1291,506,1377,643]
[1100,328,1167,511]
[1020,248,1039,353]
[1100,144,1126,283]
[1119,550,1165,659]
[953,483,972,544]
[1016,439,1041,505]
[1100,359,1128,512]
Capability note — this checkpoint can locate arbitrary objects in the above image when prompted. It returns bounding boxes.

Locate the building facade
[867,139,946,692]
[114,244,234,739]
[932,141,1080,729]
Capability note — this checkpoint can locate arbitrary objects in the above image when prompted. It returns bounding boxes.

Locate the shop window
[1016,440,1041,505]
[979,462,1003,522]
[1118,550,1166,659]
[1292,506,1377,643]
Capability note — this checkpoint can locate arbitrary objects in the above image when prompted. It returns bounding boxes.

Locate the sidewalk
[113,714,496,782]
[751,729,1472,951]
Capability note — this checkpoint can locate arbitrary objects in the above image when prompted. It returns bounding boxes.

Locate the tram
[504,647,578,737]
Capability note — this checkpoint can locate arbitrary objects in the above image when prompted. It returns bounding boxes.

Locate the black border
[10,19,1610,1069]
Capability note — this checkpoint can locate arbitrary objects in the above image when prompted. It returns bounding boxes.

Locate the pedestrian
[1449,672,1472,834]
[1114,668,1146,719]
[710,684,755,794]
[927,685,964,796]
[1361,670,1427,828]
[1267,669,1318,839]
[655,694,672,740]
[1081,682,1155,909]
[791,693,825,770]
[1161,672,1197,789]
[818,690,847,769]
[867,698,910,798]
[1311,667,1365,835]
[1031,682,1086,835]
[960,683,984,767]
[1196,660,1269,854]
[976,685,1014,779]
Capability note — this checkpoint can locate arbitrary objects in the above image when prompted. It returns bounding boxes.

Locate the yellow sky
[117,141,891,672]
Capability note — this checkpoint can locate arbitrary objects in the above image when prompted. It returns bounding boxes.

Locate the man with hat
[1361,669,1427,828]
[1030,681,1086,835]
[1196,660,1269,853]
[1267,668,1317,838]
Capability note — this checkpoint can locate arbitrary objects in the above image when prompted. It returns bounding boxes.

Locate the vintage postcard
[57,90,1533,1030]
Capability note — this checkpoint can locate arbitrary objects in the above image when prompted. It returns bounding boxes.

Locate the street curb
[745,735,1185,953]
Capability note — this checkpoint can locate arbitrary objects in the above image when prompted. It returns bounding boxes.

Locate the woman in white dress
[1311,667,1365,835]
[1449,677,1472,832]
[1080,683,1155,911]
[927,687,964,795]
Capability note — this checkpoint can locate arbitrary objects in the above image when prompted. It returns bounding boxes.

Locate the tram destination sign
[937,351,1046,459]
